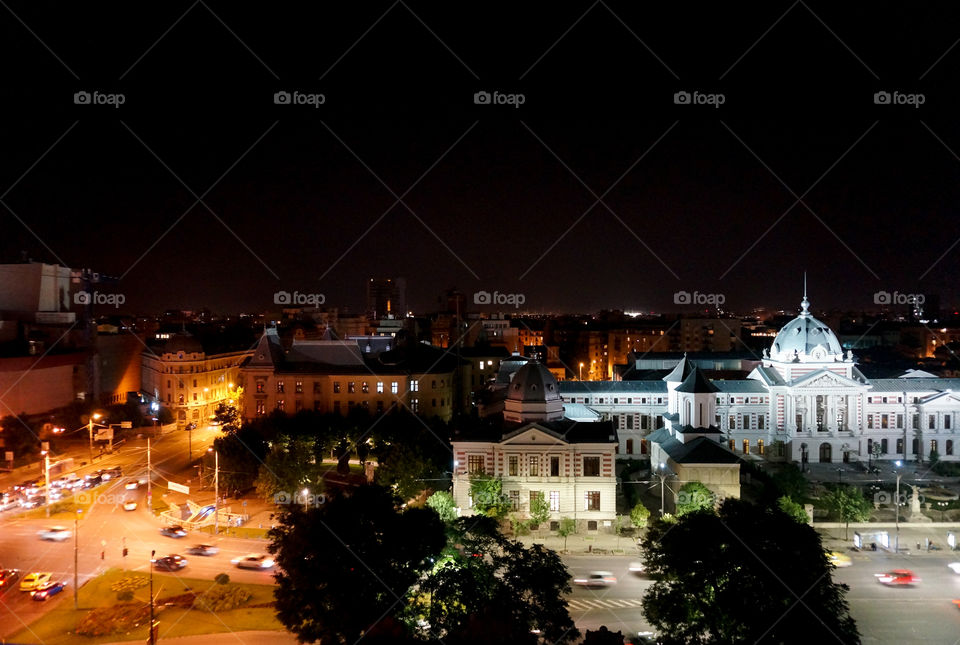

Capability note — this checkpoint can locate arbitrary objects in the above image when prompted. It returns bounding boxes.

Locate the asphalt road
[0,427,275,642]
[563,550,960,643]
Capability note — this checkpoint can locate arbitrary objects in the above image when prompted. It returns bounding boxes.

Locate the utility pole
[74,509,81,609]
[43,451,50,518]
[213,449,219,536]
[149,549,155,645]
[147,438,152,512]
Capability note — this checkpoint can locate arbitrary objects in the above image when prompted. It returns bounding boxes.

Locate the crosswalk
[567,597,644,612]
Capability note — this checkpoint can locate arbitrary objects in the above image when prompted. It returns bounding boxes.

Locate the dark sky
[3,2,960,315]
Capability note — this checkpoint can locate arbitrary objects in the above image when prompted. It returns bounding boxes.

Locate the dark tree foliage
[0,415,38,462]
[212,424,266,493]
[583,626,625,645]
[372,413,451,499]
[269,485,447,645]
[410,516,579,644]
[642,499,860,645]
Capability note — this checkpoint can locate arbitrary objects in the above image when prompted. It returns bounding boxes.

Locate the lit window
[377,382,384,393]
[584,491,600,511]
[549,491,560,511]
[391,382,398,394]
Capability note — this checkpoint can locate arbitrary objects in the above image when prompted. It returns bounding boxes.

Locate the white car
[628,561,645,575]
[948,562,960,574]
[38,527,71,541]
[573,571,617,588]
[124,481,139,490]
[231,554,275,570]
[123,500,138,511]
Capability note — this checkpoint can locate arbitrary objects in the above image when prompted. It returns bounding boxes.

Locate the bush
[933,461,960,477]
[192,585,252,612]
[215,573,230,585]
[116,590,134,602]
[76,602,150,637]
[109,576,149,592]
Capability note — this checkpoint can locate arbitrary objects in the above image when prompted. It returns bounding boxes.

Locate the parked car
[31,581,66,601]
[186,544,219,556]
[160,525,188,538]
[153,555,188,571]
[0,569,21,592]
[231,554,275,570]
[20,572,52,591]
[38,527,71,541]
[875,569,920,586]
[573,571,617,588]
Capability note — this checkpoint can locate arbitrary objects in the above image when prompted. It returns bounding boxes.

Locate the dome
[770,295,843,362]
[507,361,560,403]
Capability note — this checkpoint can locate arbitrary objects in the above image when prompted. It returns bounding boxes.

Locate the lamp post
[87,412,102,462]
[43,450,50,518]
[74,508,82,610]
[208,448,219,535]
[302,487,309,512]
[149,549,155,645]
[579,363,584,380]
[657,462,669,516]
[894,460,902,553]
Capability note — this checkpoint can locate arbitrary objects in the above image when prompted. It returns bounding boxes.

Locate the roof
[558,381,668,394]
[506,362,561,403]
[562,403,601,421]
[454,419,617,444]
[770,295,844,361]
[662,354,695,383]
[712,380,769,393]
[675,367,719,394]
[649,431,740,465]
[869,378,960,393]
[751,366,785,386]
[246,329,285,368]
[287,339,365,366]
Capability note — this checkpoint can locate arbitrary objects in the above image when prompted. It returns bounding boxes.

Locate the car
[828,551,852,568]
[31,581,66,601]
[124,480,139,490]
[20,572,52,591]
[0,496,19,512]
[875,569,920,586]
[38,527,71,541]
[19,496,45,509]
[153,555,188,571]
[160,525,188,538]
[231,554,275,570]
[186,544,219,556]
[948,562,960,575]
[573,571,617,588]
[628,561,646,575]
[0,569,21,592]
[123,500,138,511]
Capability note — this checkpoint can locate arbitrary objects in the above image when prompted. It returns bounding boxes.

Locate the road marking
[568,597,643,611]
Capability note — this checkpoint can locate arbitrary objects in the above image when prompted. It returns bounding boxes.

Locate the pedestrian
[100,550,104,560]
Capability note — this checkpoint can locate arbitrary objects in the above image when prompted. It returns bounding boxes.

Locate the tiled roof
[558,381,668,394]
[712,380,769,393]
[869,378,960,392]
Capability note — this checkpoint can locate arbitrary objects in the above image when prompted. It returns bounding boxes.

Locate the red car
[875,569,920,586]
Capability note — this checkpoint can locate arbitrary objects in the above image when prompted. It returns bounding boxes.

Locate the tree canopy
[822,486,872,539]
[675,481,715,516]
[641,498,860,644]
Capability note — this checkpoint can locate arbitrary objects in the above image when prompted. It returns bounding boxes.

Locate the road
[563,550,960,643]
[0,426,273,642]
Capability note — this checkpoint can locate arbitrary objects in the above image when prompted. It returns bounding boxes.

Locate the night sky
[3,3,960,315]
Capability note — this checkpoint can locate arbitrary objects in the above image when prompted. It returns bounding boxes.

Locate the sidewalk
[517,531,642,555]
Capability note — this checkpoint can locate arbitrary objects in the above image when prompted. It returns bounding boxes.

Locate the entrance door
[819,443,832,463]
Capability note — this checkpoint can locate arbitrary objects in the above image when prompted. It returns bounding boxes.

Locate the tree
[156,406,174,425]
[630,502,651,530]
[529,492,551,535]
[408,516,579,644]
[426,491,457,524]
[213,402,240,433]
[468,473,511,519]
[675,481,715,516]
[642,498,860,644]
[375,441,443,501]
[0,416,38,463]
[255,435,321,503]
[929,447,940,466]
[777,495,810,524]
[270,485,447,644]
[212,425,267,494]
[823,486,872,539]
[557,517,576,551]
[771,463,808,501]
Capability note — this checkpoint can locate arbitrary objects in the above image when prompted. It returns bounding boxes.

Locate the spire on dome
[800,272,810,315]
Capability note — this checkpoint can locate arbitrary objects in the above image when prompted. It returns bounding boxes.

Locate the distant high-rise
[366,277,406,320]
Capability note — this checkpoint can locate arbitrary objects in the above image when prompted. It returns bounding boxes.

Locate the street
[0,427,274,642]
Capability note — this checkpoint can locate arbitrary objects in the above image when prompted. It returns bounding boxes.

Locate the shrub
[116,590,134,602]
[76,602,150,637]
[109,576,149,592]
[192,585,252,612]
[215,573,230,585]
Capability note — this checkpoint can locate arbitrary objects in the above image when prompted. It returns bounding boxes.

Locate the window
[585,491,600,511]
[897,438,904,454]
[947,415,952,430]
[277,381,284,393]
[897,414,903,429]
[583,456,600,476]
[947,440,954,456]
[881,414,889,429]
[729,415,736,430]
[432,380,437,389]
[333,382,341,394]
[742,439,750,455]
[509,490,519,511]
[313,381,321,394]
[728,439,736,452]
[193,393,197,402]
[391,381,398,394]
[931,439,938,454]
[295,400,303,412]
[626,415,634,430]
[255,401,265,415]
[333,401,341,413]
[410,399,419,412]
[166,379,171,389]
[530,490,543,510]
[410,379,419,392]
[867,416,874,430]
[193,379,197,388]
[314,401,321,411]
[930,415,936,430]
[913,414,920,429]
[550,456,560,476]
[758,415,765,430]
[468,455,484,473]
[549,491,559,511]
[277,399,284,411]
[376,400,384,414]
[587,520,598,531]
[550,520,560,531]
[508,455,518,476]
[881,438,888,454]
[529,456,540,476]
[626,439,634,454]
[295,381,303,394]
[348,382,356,394]
[758,439,764,455]
[362,382,369,394]
[376,382,384,393]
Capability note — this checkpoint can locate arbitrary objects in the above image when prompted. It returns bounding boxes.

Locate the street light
[302,487,309,512]
[579,363,584,380]
[656,462,670,516]
[87,412,102,462]
[208,447,219,535]
[74,508,82,610]
[894,460,903,553]
[149,549,156,645]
